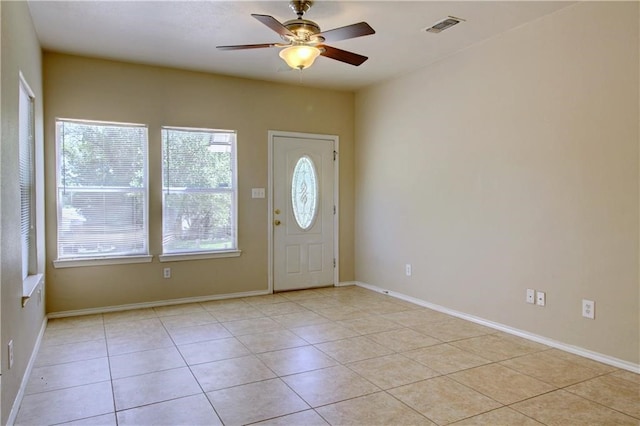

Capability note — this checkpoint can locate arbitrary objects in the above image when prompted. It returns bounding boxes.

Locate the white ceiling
[27,1,573,91]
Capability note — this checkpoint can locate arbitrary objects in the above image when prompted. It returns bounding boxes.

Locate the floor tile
[222,316,282,336]
[314,305,370,321]
[41,325,105,346]
[291,322,360,344]
[389,376,502,425]
[358,300,412,315]
[15,381,113,426]
[297,297,344,311]
[338,316,403,335]
[178,336,250,365]
[257,301,308,316]
[611,369,640,385]
[166,322,232,345]
[403,343,490,374]
[565,373,640,418]
[449,363,555,404]
[26,357,110,394]
[58,413,117,425]
[279,289,325,301]
[241,293,289,306]
[252,409,329,425]
[117,394,221,426]
[106,329,174,356]
[316,391,434,425]
[159,311,218,331]
[382,309,451,328]
[153,302,206,317]
[207,304,265,322]
[315,336,394,363]
[258,345,338,376]
[104,317,165,336]
[34,339,107,367]
[207,378,309,425]
[544,348,618,375]
[191,355,276,391]
[237,329,308,353]
[414,318,494,342]
[451,407,543,425]
[103,308,157,323]
[112,366,201,410]
[367,328,441,352]
[450,333,547,361]
[272,311,330,328]
[511,389,639,425]
[109,346,185,379]
[47,314,104,330]
[347,354,439,389]
[282,365,379,407]
[500,351,602,387]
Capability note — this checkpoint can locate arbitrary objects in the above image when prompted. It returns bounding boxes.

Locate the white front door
[271,132,336,292]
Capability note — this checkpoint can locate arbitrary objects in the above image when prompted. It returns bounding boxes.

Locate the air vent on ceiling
[424,16,465,34]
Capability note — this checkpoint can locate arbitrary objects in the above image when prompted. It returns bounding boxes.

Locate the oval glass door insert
[291,155,318,230]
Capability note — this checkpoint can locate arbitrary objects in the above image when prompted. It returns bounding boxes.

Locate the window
[19,77,36,280]
[291,155,319,230]
[56,119,148,261]
[161,127,237,256]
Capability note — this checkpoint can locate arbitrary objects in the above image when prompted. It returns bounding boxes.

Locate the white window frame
[53,119,152,268]
[19,73,43,301]
[159,126,240,262]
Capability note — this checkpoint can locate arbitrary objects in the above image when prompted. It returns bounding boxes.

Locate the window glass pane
[19,79,35,279]
[162,127,237,254]
[291,155,318,230]
[56,120,148,259]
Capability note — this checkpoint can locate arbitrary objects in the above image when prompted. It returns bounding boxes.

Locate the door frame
[267,130,339,293]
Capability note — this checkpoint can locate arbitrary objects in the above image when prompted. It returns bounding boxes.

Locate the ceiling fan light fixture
[279,45,320,70]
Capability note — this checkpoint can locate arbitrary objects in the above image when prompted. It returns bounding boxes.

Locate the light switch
[252,188,265,198]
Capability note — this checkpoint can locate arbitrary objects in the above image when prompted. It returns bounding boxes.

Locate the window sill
[159,250,242,262]
[53,255,153,268]
[22,273,44,307]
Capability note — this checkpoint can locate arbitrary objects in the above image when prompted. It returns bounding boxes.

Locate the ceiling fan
[216,0,375,70]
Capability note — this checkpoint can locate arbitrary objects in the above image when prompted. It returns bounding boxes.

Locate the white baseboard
[7,316,48,426]
[355,281,640,374]
[336,281,357,287]
[48,289,270,318]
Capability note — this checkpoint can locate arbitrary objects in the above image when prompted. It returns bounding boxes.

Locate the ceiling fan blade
[317,22,375,43]
[252,14,294,38]
[216,43,282,50]
[320,45,368,66]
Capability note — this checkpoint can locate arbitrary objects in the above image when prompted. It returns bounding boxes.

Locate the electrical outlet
[582,299,595,319]
[163,268,171,279]
[526,289,535,304]
[8,340,14,369]
[536,291,546,306]
[405,264,412,276]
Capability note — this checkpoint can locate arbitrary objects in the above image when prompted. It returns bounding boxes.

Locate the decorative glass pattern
[291,155,318,230]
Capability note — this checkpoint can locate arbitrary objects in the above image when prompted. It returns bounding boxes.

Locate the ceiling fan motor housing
[282,19,323,43]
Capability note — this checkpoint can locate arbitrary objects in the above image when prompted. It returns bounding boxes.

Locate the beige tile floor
[16,286,640,425]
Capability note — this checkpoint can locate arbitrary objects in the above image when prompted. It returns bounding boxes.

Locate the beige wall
[44,53,355,313]
[355,2,639,364]
[1,1,46,423]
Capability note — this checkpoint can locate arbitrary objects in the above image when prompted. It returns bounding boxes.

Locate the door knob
[274,219,281,226]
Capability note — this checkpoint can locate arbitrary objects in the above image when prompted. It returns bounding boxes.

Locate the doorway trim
[267,130,339,293]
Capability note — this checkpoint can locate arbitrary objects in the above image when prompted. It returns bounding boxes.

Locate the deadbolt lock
[274,209,281,215]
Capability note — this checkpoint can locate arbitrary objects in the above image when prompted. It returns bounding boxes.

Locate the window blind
[162,127,237,254]
[56,120,148,259]
[19,79,35,279]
